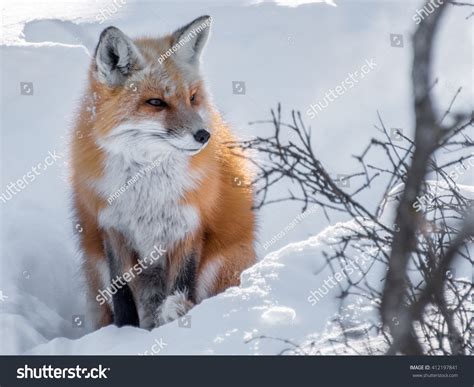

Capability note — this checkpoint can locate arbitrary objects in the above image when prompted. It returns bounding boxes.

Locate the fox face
[91,16,213,162]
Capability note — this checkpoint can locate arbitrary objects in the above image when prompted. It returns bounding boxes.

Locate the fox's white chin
[168,136,209,156]
[186,140,209,156]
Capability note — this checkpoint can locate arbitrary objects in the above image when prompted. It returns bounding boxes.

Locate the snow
[251,0,337,8]
[26,220,384,355]
[1,0,472,355]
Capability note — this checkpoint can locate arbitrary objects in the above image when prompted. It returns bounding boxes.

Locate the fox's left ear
[94,26,144,87]
[172,15,212,65]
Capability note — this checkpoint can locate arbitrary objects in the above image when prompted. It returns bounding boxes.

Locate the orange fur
[72,27,256,328]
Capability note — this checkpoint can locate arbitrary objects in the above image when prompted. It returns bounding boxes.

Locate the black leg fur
[173,251,197,303]
[105,241,139,327]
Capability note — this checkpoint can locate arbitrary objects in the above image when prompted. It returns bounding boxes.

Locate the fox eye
[190,94,196,103]
[146,99,167,108]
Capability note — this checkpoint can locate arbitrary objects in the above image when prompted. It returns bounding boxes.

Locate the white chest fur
[96,152,201,258]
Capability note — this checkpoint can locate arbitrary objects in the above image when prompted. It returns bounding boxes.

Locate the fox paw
[155,291,194,326]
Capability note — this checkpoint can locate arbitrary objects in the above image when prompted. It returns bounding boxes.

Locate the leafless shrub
[234,0,473,355]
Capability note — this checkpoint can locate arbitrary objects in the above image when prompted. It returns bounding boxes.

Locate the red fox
[71,16,256,329]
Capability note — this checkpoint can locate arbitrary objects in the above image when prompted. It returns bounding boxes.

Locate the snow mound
[15,220,382,355]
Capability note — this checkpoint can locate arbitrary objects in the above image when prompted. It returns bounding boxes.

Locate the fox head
[89,16,214,162]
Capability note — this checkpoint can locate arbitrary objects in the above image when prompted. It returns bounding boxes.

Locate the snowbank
[27,220,383,355]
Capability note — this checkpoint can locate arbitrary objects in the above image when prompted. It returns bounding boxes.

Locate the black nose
[194,129,210,144]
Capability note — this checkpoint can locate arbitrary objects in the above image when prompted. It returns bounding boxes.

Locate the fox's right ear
[94,26,144,86]
[172,16,212,66]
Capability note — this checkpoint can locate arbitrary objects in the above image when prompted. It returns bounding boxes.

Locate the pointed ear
[172,16,212,65]
[94,26,144,86]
